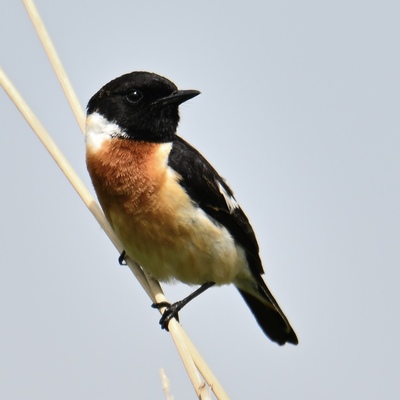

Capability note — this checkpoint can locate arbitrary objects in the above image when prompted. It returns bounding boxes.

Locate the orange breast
[86,139,167,213]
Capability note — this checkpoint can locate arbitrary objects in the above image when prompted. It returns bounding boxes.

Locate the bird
[85,71,298,346]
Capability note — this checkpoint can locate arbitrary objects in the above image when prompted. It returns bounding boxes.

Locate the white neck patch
[85,112,127,152]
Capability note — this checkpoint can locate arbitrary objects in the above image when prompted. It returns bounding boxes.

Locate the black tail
[237,278,298,345]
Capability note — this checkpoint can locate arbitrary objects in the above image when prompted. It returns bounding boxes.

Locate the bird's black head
[87,71,200,143]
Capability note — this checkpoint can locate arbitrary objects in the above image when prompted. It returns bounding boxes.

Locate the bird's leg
[118,250,127,265]
[152,282,215,331]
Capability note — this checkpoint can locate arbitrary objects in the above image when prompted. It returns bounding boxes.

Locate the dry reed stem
[181,330,228,398]
[160,368,173,400]
[22,0,85,133]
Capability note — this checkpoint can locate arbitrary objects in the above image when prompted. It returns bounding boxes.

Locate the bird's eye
[126,90,143,104]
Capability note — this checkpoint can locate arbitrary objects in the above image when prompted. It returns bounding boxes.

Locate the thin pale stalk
[160,368,173,400]
[22,0,85,133]
[181,330,230,400]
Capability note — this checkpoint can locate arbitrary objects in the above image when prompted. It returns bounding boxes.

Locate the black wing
[169,136,298,345]
[169,136,264,276]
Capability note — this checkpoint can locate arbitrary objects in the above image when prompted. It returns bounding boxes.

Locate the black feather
[169,135,298,345]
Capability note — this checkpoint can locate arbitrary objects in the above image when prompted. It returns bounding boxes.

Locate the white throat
[85,112,126,151]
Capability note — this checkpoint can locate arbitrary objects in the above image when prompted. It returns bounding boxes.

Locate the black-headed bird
[85,71,298,345]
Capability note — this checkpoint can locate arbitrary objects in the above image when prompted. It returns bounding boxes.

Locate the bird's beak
[154,90,201,107]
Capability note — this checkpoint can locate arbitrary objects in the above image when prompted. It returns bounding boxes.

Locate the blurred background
[1,1,399,398]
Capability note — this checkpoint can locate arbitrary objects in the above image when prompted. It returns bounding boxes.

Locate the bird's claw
[152,301,181,331]
[118,251,127,265]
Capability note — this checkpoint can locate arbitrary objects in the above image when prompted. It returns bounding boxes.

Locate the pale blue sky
[1,1,400,399]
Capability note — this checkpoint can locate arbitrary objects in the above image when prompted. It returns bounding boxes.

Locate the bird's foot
[151,301,182,331]
[118,250,127,265]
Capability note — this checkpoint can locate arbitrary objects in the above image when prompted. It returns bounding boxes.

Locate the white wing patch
[217,181,239,213]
